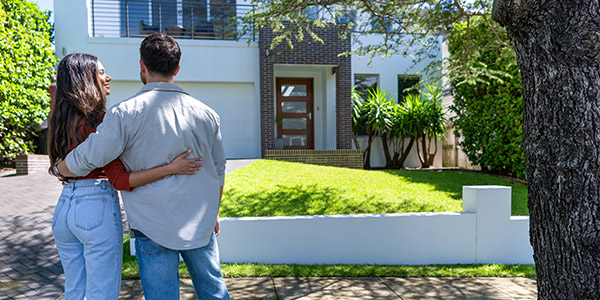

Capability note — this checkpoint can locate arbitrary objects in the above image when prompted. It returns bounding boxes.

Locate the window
[397,75,421,102]
[118,0,236,39]
[353,74,379,136]
[354,74,379,100]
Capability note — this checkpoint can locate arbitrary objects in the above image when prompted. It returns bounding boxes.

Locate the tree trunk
[494,0,600,298]
[381,133,393,168]
[364,133,375,169]
[426,137,438,167]
[398,137,415,167]
[352,134,361,151]
[417,134,429,167]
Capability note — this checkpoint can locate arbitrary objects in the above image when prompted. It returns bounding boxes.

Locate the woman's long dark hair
[48,53,106,178]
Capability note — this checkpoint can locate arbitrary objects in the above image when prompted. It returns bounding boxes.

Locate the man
[57,33,230,299]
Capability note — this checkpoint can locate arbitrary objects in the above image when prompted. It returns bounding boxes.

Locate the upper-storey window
[91,0,253,40]
[397,74,421,102]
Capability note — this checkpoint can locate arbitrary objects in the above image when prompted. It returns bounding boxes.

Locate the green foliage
[0,0,56,164]
[220,160,528,217]
[351,87,365,150]
[362,88,394,137]
[352,85,446,168]
[414,85,446,167]
[351,87,395,168]
[239,0,490,62]
[448,17,525,179]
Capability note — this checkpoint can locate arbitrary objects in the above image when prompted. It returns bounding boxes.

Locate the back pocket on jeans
[74,196,106,231]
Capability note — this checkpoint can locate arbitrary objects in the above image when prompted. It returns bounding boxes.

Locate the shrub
[0,0,56,165]
[448,17,525,179]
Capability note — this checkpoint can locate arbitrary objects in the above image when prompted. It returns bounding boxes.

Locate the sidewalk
[105,277,537,300]
[1,161,537,299]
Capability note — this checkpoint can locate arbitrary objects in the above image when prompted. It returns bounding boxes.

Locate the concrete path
[0,159,538,299]
[83,277,537,300]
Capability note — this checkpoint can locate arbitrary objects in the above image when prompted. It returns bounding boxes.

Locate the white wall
[356,136,443,168]
[217,186,534,265]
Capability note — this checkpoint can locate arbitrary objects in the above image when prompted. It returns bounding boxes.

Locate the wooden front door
[276,78,314,149]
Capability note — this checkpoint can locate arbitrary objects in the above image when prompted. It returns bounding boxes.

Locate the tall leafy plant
[352,85,445,169]
[361,88,394,169]
[351,87,365,151]
[387,103,414,168]
[416,85,446,168]
[0,0,56,164]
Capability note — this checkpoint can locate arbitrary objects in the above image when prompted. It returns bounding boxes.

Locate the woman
[47,53,200,299]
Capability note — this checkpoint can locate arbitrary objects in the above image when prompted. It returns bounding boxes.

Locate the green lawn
[221,160,528,217]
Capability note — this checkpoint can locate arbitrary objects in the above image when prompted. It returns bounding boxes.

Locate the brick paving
[0,171,64,300]
[0,160,257,299]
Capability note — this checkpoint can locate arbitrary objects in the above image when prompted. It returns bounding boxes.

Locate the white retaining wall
[217,186,533,265]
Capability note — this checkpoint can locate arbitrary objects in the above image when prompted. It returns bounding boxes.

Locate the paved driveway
[0,159,257,299]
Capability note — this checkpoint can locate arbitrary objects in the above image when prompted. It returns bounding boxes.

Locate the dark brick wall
[259,25,352,157]
[264,150,363,169]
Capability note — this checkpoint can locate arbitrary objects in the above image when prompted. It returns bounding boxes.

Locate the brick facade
[16,154,50,175]
[264,149,363,169]
[259,24,353,157]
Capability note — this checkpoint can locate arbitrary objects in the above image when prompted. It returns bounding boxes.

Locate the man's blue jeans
[134,230,230,300]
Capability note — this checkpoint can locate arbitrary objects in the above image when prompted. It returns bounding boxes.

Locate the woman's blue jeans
[52,179,123,300]
[134,230,230,300]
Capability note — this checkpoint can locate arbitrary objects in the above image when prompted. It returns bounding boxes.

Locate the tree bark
[397,137,415,168]
[494,0,600,298]
[417,134,430,167]
[381,133,393,168]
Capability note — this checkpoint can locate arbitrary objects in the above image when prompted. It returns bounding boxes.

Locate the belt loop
[97,179,106,190]
[67,181,75,192]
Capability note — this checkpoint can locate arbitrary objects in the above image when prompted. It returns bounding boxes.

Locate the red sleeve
[103,158,133,192]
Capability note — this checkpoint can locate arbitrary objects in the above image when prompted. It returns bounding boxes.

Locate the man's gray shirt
[65,82,226,250]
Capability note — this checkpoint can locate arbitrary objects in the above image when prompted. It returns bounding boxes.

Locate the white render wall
[217,186,534,265]
[355,136,443,168]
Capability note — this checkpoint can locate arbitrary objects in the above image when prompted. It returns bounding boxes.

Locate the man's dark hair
[140,33,181,77]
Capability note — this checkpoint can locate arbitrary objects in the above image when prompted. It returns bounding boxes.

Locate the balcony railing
[90,0,255,40]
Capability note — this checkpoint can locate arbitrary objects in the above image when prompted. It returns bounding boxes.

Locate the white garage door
[107,81,259,159]
[179,82,259,159]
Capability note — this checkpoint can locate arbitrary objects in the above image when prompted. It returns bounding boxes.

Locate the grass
[221,160,528,217]
[122,237,535,279]
[123,161,531,278]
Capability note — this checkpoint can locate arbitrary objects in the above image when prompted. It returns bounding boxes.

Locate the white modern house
[54,0,444,167]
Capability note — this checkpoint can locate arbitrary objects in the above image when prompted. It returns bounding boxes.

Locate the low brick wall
[16,154,50,175]
[264,150,363,169]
